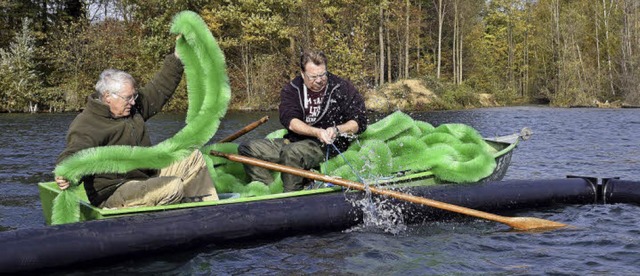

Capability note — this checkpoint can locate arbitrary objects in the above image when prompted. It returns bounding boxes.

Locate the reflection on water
[2,107,640,274]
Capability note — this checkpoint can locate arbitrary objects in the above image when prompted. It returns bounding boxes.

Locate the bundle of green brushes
[206,111,498,197]
[323,111,497,182]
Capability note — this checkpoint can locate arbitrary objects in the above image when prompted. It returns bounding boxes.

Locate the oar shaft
[217,116,270,143]
[211,151,509,224]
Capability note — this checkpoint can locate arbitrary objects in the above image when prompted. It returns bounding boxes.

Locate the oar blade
[507,217,569,231]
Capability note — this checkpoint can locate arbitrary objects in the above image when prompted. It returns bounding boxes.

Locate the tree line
[1,0,639,113]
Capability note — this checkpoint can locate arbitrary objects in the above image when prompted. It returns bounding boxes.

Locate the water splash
[345,175,408,235]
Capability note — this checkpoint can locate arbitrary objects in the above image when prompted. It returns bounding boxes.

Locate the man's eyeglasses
[112,92,138,103]
[305,71,327,81]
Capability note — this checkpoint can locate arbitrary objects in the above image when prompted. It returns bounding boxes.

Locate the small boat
[37,131,523,225]
[6,119,640,274]
[1,130,542,273]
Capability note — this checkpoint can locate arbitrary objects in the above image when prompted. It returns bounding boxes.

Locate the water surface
[1,106,639,274]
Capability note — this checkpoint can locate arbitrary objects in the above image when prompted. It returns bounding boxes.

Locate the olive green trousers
[238,138,324,192]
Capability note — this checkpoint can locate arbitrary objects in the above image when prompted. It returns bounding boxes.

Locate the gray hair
[95,69,136,97]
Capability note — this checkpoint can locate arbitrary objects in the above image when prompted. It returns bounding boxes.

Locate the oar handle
[210,151,569,231]
[217,116,269,143]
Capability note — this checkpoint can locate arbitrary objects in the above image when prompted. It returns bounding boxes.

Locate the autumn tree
[200,0,298,108]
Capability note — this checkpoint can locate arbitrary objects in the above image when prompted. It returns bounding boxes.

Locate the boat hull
[7,135,523,273]
[37,137,520,225]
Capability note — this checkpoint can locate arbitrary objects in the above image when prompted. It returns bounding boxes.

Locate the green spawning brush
[322,111,497,183]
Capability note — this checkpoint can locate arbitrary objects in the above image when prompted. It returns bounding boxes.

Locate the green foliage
[417,75,467,110]
[2,0,640,111]
[198,1,298,107]
[420,75,445,95]
[309,0,378,86]
[440,82,476,108]
[44,18,169,111]
[466,0,523,100]
[0,18,42,112]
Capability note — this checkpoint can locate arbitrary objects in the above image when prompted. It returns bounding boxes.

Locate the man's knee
[239,139,282,159]
[282,141,307,156]
[280,147,301,164]
[155,177,185,205]
[238,141,253,156]
[281,144,322,169]
[238,139,270,157]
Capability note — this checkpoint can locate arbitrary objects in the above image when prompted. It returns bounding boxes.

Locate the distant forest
[1,0,639,112]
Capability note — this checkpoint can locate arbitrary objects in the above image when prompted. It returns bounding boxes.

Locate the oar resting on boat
[210,150,570,231]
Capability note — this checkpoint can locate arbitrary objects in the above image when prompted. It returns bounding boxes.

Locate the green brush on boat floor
[211,151,570,232]
[322,111,498,183]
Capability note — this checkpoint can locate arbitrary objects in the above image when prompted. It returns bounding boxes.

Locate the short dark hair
[299,50,327,72]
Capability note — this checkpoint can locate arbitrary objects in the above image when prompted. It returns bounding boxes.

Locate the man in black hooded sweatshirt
[239,50,367,192]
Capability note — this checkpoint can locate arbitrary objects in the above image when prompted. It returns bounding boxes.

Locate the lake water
[1,106,640,275]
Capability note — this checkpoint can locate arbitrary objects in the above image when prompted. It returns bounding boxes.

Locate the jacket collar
[84,94,135,119]
[289,73,342,126]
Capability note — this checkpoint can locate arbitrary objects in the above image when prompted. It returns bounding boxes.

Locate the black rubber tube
[0,192,359,273]
[396,178,597,222]
[0,178,598,273]
[603,179,640,204]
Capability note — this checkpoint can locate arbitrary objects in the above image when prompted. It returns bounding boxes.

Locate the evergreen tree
[0,18,42,112]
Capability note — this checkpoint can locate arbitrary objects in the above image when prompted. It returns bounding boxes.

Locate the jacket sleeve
[343,80,368,134]
[56,114,100,165]
[137,54,184,120]
[279,83,303,130]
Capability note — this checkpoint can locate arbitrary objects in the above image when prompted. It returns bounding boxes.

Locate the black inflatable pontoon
[1,177,638,273]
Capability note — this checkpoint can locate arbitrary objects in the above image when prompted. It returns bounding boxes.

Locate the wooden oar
[210,150,569,231]
[217,116,269,143]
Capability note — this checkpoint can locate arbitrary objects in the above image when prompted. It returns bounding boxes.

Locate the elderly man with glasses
[55,49,218,209]
[239,50,368,192]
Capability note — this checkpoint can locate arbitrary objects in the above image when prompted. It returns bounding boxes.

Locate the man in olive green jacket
[55,51,218,208]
